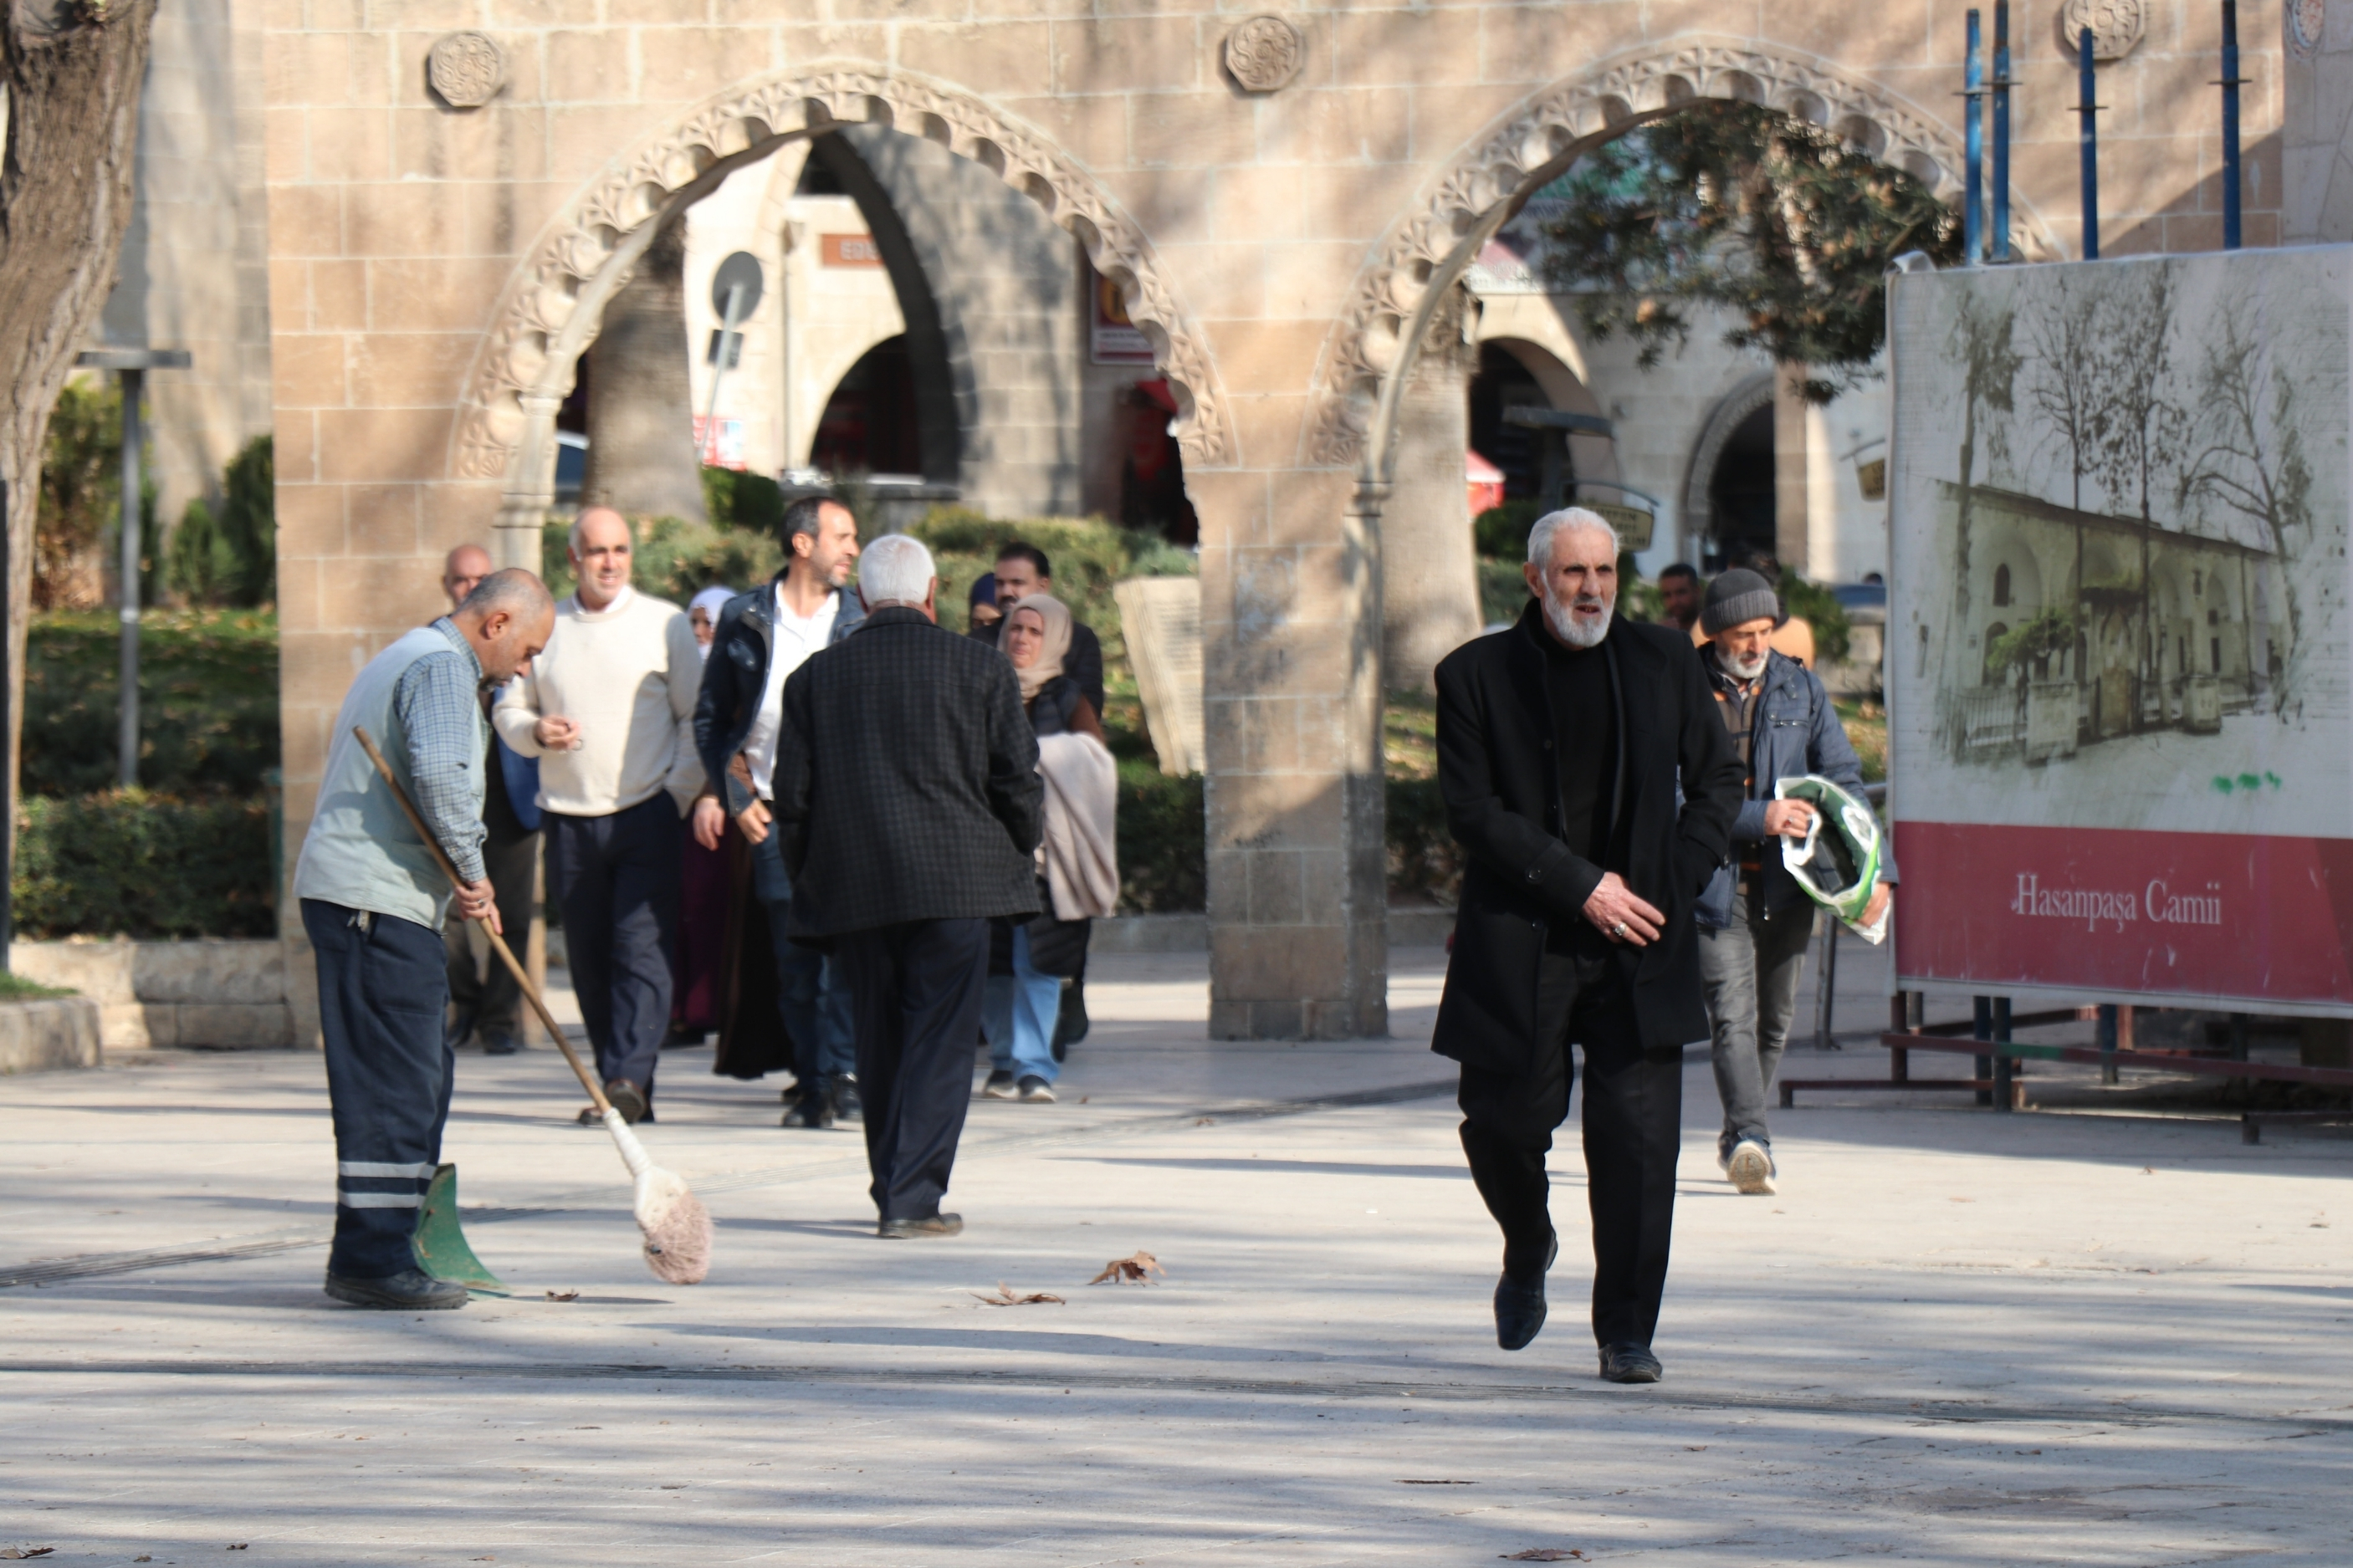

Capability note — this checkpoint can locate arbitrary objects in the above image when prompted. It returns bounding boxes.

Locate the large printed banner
[1886,248,2353,1009]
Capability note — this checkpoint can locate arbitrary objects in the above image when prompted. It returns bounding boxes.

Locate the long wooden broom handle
[352,726,609,1113]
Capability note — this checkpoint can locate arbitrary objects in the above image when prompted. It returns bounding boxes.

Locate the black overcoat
[1431,600,1746,1075]
[771,605,1044,940]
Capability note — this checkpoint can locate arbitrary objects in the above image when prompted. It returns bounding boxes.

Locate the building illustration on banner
[1888,248,2353,1010]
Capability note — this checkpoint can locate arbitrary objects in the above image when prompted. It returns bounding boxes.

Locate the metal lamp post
[74,346,191,789]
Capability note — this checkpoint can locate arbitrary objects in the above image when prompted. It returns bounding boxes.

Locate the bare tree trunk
[3,0,160,823]
[583,210,709,524]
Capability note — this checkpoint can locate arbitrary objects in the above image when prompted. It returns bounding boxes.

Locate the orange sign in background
[821,233,884,268]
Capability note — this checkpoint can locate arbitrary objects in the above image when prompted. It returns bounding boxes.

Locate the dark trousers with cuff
[834,917,988,1222]
[1458,948,1685,1349]
[546,795,681,1111]
[749,828,856,1097]
[305,898,454,1280]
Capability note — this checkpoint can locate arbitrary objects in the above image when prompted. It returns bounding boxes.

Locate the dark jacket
[1431,602,1746,1074]
[693,573,866,811]
[1694,646,1898,930]
[771,606,1043,939]
[971,615,1107,719]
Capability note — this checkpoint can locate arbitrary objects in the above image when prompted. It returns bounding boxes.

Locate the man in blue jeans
[693,495,865,1127]
[1693,569,1895,1197]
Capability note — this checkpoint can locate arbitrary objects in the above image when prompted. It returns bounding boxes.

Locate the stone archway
[1681,370,1778,560]
[446,64,1235,567]
[1307,38,2044,484]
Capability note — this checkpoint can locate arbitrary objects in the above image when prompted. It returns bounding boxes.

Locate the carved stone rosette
[1225,16,1307,94]
[427,33,505,109]
[453,65,1232,483]
[1305,39,1984,469]
[2058,0,2146,61]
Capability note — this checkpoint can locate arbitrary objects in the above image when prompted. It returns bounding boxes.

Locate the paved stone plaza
[4,947,2350,1565]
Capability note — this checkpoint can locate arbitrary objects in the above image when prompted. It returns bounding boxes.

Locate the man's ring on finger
[1611,921,1629,938]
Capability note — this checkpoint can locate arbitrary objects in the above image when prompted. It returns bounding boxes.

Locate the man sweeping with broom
[294,569,556,1310]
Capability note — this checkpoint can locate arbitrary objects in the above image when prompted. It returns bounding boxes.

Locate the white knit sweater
[494,588,704,818]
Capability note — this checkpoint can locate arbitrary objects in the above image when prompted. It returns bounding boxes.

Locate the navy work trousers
[305,898,455,1281]
[834,917,989,1223]
[545,795,681,1110]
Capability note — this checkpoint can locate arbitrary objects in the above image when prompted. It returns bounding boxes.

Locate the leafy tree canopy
[1542,101,1962,401]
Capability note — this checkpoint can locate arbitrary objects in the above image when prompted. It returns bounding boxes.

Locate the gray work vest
[293,626,486,930]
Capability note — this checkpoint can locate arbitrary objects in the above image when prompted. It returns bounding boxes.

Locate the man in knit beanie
[1692,569,1893,1198]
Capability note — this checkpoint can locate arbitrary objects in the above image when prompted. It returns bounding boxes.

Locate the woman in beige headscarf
[984,594,1116,1101]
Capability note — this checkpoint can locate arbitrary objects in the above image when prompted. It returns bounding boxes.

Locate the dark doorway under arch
[1706,403,1776,571]
[812,335,922,478]
[1466,343,1551,500]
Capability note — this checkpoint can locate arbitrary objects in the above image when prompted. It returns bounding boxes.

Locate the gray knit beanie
[1701,568,1780,636]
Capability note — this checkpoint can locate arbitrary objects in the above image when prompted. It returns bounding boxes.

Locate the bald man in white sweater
[495,508,703,1122]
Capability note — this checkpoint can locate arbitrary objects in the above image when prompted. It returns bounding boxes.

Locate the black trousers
[444,792,539,1040]
[305,899,454,1280]
[545,795,681,1108]
[834,917,988,1222]
[1458,949,1685,1348]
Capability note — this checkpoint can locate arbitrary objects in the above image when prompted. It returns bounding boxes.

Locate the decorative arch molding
[451,62,1235,501]
[1680,369,1778,549]
[1307,38,2045,472]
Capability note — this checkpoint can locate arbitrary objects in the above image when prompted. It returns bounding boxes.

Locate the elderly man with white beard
[1692,569,1895,1199]
[1430,508,1745,1380]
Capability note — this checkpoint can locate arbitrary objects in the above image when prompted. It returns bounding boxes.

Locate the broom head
[601,1109,714,1285]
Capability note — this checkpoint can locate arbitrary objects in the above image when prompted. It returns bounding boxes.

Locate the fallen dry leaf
[228,1546,249,1552]
[973,1283,1067,1306]
[1089,1250,1166,1285]
[1397,1479,1475,1485]
[1,1550,57,1561]
[545,1289,579,1302]
[1500,1552,1585,1563]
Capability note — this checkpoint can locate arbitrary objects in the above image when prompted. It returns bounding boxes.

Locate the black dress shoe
[1598,1342,1664,1383]
[481,1029,519,1056]
[1494,1233,1558,1351]
[442,1011,477,1052]
[325,1267,469,1310]
[783,1090,836,1129]
[831,1075,863,1124]
[605,1079,649,1124]
[877,1212,964,1239]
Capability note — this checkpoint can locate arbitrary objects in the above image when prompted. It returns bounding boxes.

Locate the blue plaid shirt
[391,618,489,884]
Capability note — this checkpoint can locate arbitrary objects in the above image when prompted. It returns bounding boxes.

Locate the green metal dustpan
[410,1162,509,1295]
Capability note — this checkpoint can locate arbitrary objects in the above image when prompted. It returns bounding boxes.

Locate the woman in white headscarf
[980,593,1118,1102]
[688,585,734,659]
[673,585,739,1039]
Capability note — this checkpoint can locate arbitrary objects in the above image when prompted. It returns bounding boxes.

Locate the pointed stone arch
[448,62,1234,552]
[1307,38,2052,476]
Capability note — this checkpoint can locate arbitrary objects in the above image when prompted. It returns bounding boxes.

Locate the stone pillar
[1196,465,1388,1041]
[583,212,708,524]
[1380,286,1485,690]
[1772,363,1813,575]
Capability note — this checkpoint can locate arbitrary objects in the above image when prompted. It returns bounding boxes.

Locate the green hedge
[14,793,275,939]
[1113,771,1464,913]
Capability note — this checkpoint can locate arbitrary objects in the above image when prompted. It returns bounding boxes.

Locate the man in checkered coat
[768,534,1044,1239]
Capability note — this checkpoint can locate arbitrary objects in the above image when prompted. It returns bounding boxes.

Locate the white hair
[1526,506,1620,566]
[858,534,935,608]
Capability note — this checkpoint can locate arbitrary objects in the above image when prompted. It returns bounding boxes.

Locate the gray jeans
[1698,887,1818,1157]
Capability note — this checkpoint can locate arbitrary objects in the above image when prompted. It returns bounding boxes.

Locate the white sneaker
[1726,1139,1776,1196]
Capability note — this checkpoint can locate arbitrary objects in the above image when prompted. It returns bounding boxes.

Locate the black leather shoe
[1494,1233,1558,1351]
[481,1029,519,1056]
[877,1212,964,1239]
[325,1268,469,1310]
[1598,1342,1664,1383]
[605,1079,649,1124]
[831,1075,863,1124]
[783,1090,836,1129]
[442,1011,477,1052]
